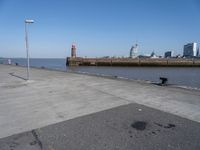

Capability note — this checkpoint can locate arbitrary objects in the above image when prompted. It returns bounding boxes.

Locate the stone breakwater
[66,57,200,67]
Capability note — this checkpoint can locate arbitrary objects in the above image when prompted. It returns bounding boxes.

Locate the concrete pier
[66,57,200,66]
[0,64,200,149]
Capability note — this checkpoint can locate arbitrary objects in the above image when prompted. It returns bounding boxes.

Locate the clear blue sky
[0,0,200,58]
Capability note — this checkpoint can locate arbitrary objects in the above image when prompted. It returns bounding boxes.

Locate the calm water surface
[1,58,200,89]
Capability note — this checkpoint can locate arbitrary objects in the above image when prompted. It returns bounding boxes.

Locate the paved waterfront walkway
[0,64,200,149]
[0,64,200,138]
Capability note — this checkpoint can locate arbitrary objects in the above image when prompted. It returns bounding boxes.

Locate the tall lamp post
[25,19,34,80]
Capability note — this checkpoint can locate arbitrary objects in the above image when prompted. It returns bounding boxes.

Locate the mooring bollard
[159,77,168,85]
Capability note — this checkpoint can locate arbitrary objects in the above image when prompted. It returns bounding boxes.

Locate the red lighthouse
[71,44,76,58]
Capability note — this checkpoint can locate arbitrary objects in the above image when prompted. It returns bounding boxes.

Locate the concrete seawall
[66,57,200,67]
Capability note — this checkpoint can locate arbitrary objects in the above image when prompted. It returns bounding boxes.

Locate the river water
[1,58,200,89]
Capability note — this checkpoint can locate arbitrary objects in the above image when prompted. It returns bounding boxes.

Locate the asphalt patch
[0,103,200,150]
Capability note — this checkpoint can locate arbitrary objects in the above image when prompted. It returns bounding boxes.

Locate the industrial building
[183,43,199,57]
[164,51,173,58]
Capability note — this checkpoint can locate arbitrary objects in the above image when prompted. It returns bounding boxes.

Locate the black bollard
[159,77,168,85]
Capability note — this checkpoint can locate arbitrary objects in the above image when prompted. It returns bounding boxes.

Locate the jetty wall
[66,57,200,67]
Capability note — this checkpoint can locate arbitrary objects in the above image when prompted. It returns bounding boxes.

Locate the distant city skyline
[0,0,200,58]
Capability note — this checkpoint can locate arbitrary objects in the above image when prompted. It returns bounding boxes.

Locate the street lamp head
[25,19,34,23]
